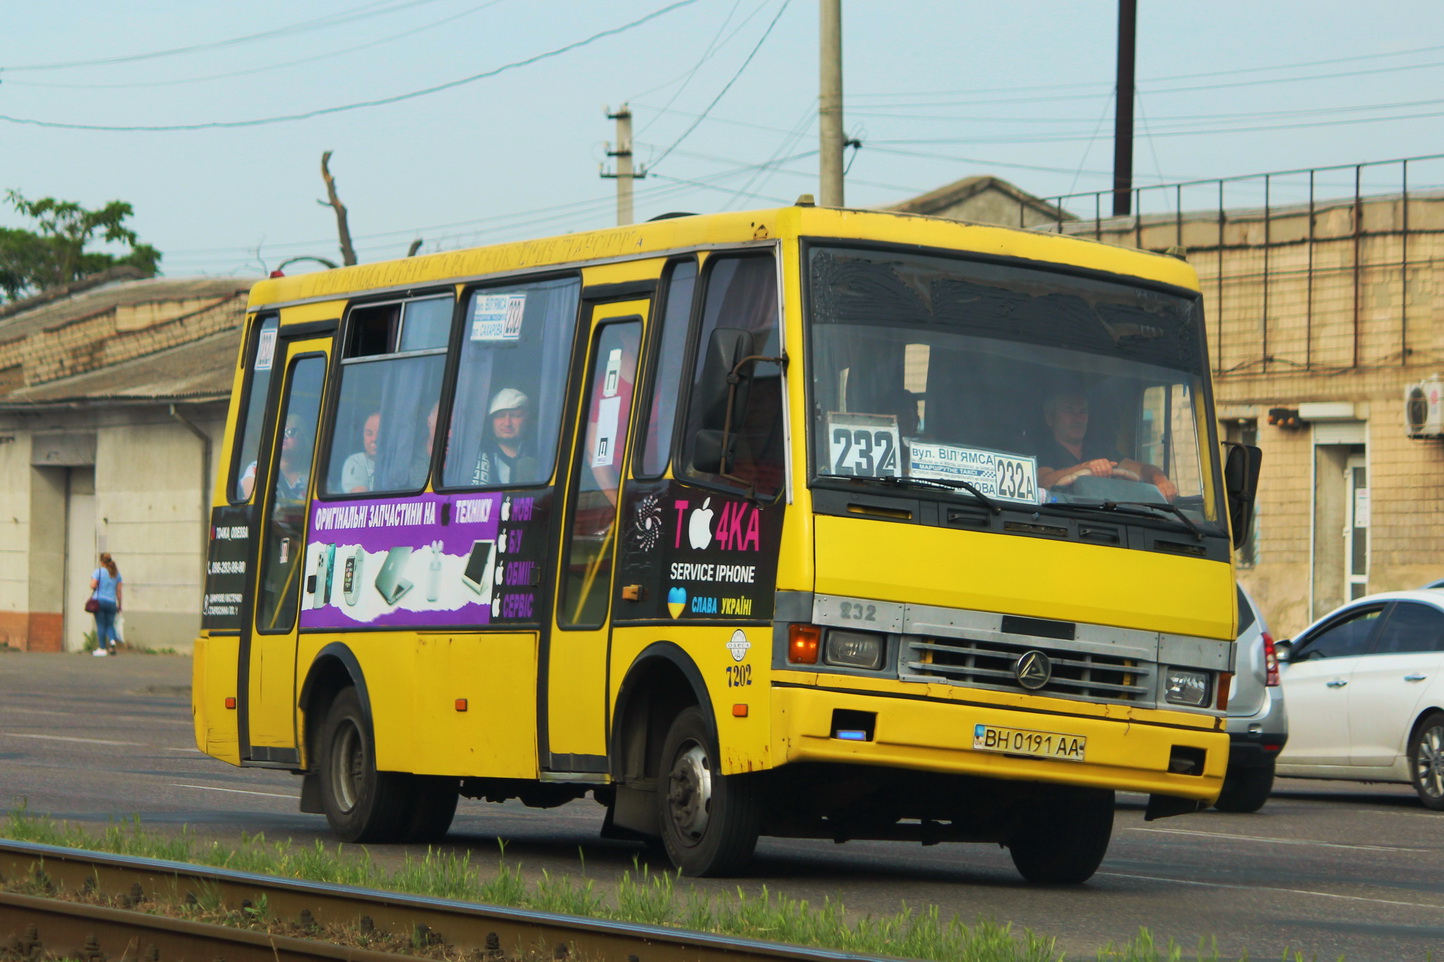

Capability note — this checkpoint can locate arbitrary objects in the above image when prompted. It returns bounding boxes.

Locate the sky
[3,0,1444,279]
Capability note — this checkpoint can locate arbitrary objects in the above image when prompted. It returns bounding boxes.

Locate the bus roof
[246,204,1200,311]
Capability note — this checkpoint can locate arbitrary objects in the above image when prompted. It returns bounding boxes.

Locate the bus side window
[322,297,451,496]
[231,314,280,502]
[440,276,582,489]
[635,259,697,478]
[680,254,783,498]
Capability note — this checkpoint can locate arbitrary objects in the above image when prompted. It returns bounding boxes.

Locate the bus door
[545,304,647,772]
[240,339,330,765]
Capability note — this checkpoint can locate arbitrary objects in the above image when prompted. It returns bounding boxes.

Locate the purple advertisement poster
[299,492,539,629]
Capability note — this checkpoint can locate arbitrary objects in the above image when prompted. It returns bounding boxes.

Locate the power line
[1,0,509,90]
[2,0,446,72]
[0,1,697,132]
[647,0,791,171]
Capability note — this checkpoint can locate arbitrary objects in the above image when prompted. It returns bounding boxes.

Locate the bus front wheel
[656,706,760,877]
[1007,788,1114,884]
[317,688,413,842]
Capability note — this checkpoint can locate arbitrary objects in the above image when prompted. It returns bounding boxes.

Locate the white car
[1275,590,1444,810]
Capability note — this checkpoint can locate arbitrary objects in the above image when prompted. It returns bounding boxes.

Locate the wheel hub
[666,744,712,842]
[1418,725,1444,799]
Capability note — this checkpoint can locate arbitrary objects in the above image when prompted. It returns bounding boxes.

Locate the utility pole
[601,104,645,226]
[819,0,844,208]
[1112,0,1136,217]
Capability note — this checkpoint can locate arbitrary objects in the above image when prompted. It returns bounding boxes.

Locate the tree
[0,190,161,301]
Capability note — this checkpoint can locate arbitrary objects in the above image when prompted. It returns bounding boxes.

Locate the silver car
[1215,584,1289,812]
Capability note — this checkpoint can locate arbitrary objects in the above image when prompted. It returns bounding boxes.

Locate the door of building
[63,468,96,652]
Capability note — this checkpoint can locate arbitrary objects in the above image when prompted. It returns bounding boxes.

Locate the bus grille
[900,636,1150,704]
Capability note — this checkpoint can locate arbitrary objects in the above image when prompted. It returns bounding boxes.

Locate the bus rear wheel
[1007,788,1114,884]
[656,706,760,877]
[317,688,413,842]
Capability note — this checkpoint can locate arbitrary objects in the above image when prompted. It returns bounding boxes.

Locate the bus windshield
[807,245,1220,525]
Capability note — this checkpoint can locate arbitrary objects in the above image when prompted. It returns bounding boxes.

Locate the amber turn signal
[788,623,821,664]
[224,697,236,710]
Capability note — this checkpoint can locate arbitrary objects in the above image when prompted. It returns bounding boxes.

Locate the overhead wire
[1,0,510,90]
[0,0,698,131]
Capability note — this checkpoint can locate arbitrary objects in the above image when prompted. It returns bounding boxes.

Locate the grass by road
[1,806,1326,962]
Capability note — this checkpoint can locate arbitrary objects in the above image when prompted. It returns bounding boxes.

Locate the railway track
[0,840,891,962]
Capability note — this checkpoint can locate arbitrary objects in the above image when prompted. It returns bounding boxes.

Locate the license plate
[973,724,1086,761]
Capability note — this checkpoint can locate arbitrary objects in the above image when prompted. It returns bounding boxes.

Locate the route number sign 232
[827,413,901,477]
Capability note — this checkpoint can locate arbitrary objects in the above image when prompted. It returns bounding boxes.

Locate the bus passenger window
[440,276,582,489]
[323,296,451,496]
[231,314,279,502]
[680,255,783,498]
[636,259,696,477]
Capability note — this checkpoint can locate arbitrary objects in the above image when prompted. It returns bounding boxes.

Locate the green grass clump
[0,803,1323,961]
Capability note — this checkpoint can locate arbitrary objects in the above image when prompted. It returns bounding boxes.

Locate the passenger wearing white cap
[473,388,533,485]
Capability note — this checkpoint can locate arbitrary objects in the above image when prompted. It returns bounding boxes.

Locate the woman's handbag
[84,596,99,613]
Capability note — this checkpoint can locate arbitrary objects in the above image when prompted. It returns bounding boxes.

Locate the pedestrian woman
[90,552,123,655]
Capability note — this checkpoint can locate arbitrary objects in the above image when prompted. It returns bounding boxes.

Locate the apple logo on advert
[491,596,502,618]
[689,497,715,550]
[667,586,687,619]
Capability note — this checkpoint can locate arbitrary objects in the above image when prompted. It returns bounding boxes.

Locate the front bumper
[772,683,1228,801]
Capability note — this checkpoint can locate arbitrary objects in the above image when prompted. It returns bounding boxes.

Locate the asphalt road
[2,651,1440,961]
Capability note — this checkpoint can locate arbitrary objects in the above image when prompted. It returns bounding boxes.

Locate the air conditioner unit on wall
[1405,376,1444,438]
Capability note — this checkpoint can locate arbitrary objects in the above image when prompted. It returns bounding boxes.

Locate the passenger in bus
[276,415,311,501]
[340,411,380,493]
[472,388,534,485]
[1033,389,1176,499]
[409,402,439,488]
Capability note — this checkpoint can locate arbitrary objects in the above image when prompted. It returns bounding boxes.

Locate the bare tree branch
[319,150,357,267]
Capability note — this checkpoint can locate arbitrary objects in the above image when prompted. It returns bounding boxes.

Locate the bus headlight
[824,630,885,670]
[1163,668,1210,707]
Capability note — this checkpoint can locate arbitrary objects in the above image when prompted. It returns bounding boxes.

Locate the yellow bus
[193,201,1259,884]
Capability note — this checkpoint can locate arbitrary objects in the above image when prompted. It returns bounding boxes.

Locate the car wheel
[656,706,761,877]
[1213,759,1275,813]
[1007,788,1114,884]
[1409,711,1444,811]
[317,688,413,841]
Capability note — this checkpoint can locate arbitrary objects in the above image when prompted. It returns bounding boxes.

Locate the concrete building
[0,269,248,652]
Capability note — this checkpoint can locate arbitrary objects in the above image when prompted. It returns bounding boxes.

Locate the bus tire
[1007,788,1113,884]
[403,776,460,842]
[656,706,760,877]
[317,688,412,842]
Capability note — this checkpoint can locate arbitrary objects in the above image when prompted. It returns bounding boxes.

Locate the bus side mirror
[1223,442,1262,547]
[691,327,755,474]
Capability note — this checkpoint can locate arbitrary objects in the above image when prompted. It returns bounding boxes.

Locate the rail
[0,839,891,962]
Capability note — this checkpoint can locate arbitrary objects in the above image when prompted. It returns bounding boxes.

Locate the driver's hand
[1085,458,1116,477]
[1154,476,1178,500]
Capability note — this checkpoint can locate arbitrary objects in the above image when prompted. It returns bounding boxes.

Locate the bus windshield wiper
[864,474,1003,515]
[1092,500,1208,541]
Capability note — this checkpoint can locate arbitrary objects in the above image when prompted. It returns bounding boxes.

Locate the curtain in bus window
[232,314,280,502]
[373,357,445,491]
[638,260,696,477]
[441,276,581,488]
[680,255,782,497]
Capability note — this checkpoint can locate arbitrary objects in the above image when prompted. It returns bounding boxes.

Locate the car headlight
[1163,668,1211,707]
[824,629,885,670]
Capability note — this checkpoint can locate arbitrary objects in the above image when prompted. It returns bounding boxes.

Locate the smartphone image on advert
[343,549,363,607]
